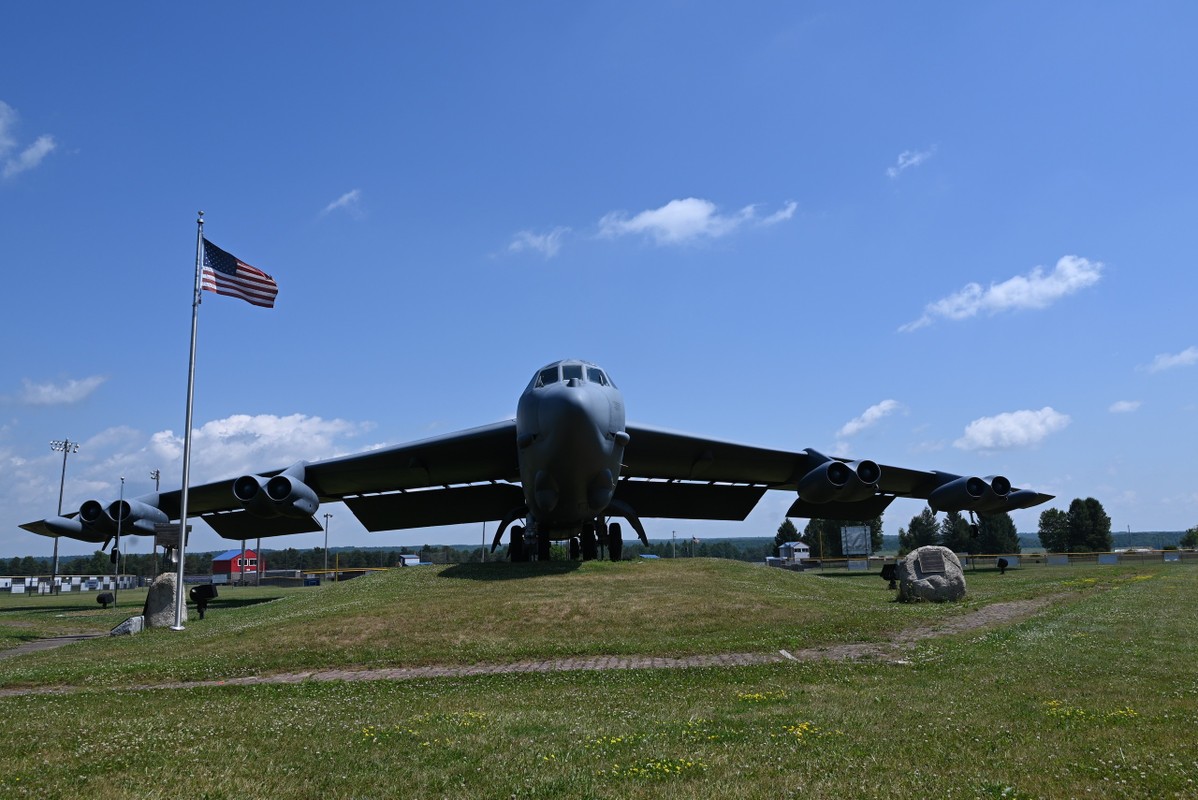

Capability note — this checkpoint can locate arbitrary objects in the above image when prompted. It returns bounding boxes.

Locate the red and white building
[211,548,262,584]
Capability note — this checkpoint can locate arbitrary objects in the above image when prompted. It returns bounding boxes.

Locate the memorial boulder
[143,572,187,627]
[895,545,966,602]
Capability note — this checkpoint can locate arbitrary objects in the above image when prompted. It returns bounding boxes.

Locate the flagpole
[172,211,205,630]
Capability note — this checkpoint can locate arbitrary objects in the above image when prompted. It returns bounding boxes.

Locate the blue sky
[2,2,1196,558]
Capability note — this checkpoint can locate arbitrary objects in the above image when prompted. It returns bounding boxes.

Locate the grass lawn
[1,559,1194,798]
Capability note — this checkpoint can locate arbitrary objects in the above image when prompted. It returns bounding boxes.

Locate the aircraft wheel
[509,525,528,562]
[608,522,623,561]
[569,537,581,560]
[537,532,551,561]
[581,522,598,561]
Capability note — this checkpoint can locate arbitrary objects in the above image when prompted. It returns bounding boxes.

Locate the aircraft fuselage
[515,360,628,536]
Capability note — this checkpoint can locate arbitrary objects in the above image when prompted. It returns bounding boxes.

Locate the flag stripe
[201,238,279,308]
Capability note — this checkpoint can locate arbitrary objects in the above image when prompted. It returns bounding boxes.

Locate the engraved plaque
[917,550,946,574]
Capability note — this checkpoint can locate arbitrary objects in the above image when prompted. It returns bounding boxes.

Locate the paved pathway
[0,596,1058,698]
[0,633,103,661]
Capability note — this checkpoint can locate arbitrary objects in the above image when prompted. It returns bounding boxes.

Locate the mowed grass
[1,560,1196,798]
[0,558,1053,688]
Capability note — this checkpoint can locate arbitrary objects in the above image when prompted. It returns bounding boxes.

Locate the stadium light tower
[323,513,333,575]
[49,438,81,588]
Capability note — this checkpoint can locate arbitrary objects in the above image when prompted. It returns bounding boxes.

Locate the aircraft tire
[608,522,623,561]
[581,523,598,561]
[569,537,581,560]
[510,526,528,562]
[537,533,551,561]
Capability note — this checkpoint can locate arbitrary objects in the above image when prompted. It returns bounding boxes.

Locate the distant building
[778,541,811,562]
[211,549,262,585]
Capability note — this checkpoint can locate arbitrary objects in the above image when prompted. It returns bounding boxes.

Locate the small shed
[211,548,262,584]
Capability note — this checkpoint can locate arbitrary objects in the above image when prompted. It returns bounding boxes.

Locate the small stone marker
[111,615,145,636]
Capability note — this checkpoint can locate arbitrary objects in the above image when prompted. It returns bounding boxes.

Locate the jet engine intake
[797,458,881,504]
[929,475,1011,512]
[234,462,319,518]
[105,498,169,535]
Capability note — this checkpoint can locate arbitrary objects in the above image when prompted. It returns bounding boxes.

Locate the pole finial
[197,211,204,225]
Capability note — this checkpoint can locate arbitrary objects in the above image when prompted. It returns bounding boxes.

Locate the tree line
[771,495,1137,558]
[3,538,779,576]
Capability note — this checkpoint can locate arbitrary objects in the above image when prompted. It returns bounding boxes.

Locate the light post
[49,438,80,591]
[149,470,161,574]
[113,477,125,607]
[323,513,333,577]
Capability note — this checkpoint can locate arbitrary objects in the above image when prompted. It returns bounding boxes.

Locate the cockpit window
[537,366,559,387]
[562,363,584,382]
[586,367,607,386]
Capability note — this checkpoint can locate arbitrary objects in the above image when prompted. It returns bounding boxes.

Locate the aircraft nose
[540,381,597,427]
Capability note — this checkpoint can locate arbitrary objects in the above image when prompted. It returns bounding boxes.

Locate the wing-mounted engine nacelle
[79,499,115,534]
[929,475,1011,513]
[105,497,170,535]
[233,462,319,518]
[796,458,881,504]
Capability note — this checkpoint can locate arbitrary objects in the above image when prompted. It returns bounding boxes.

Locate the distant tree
[802,519,844,558]
[899,508,939,555]
[939,510,974,553]
[773,519,800,556]
[1038,508,1070,552]
[88,551,111,574]
[1180,526,1198,550]
[1066,497,1113,552]
[977,512,1020,554]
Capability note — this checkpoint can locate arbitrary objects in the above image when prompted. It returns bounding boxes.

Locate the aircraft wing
[23,421,521,543]
[618,423,1052,521]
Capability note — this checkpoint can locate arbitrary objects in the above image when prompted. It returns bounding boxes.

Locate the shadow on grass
[812,571,885,580]
[207,596,280,611]
[439,561,583,581]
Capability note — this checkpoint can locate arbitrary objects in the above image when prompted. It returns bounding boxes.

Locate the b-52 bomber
[22,360,1052,561]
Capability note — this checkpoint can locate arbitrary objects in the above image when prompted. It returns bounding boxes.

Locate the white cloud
[1142,345,1198,374]
[0,101,56,180]
[152,413,376,484]
[760,201,797,226]
[1108,400,1141,413]
[592,198,797,245]
[599,197,756,244]
[886,146,936,179]
[953,407,1071,451]
[900,255,1103,332]
[509,227,569,259]
[837,399,902,438]
[3,134,56,179]
[0,101,15,157]
[320,189,362,216]
[17,376,107,406]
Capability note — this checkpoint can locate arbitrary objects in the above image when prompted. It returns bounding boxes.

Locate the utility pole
[323,513,333,576]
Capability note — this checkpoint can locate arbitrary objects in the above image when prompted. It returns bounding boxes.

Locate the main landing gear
[506,518,625,563]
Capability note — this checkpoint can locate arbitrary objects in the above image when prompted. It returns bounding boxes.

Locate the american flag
[201,239,278,308]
